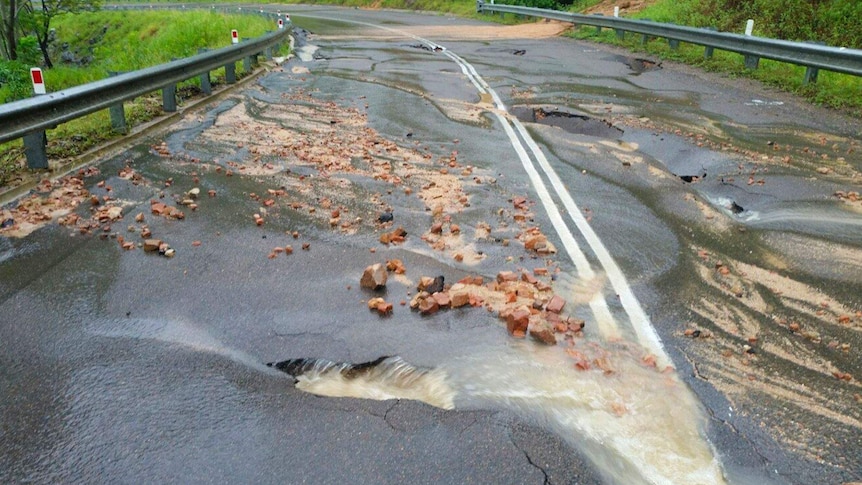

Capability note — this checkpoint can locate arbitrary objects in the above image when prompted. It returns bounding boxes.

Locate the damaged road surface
[2,5,861,485]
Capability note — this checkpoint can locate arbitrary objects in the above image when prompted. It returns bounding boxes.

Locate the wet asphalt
[2,5,862,485]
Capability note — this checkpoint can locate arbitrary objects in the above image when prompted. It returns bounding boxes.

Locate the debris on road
[361,264,388,290]
[367,297,393,315]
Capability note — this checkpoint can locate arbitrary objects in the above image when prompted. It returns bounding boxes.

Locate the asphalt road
[2,6,861,485]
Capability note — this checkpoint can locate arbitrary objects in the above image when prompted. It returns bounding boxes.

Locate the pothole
[615,56,662,75]
[512,107,623,138]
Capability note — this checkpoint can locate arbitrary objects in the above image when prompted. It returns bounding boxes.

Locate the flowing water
[270,339,729,485]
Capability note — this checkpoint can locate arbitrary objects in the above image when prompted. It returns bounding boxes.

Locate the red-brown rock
[360,264,388,290]
[506,306,531,336]
[546,295,566,313]
[529,322,557,345]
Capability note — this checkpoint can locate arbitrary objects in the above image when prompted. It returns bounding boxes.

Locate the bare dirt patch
[318,21,571,42]
[584,0,657,16]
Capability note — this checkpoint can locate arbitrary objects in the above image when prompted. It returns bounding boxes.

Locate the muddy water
[272,341,727,485]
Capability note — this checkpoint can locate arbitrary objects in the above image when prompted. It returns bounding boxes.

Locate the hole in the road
[678,173,706,183]
[512,107,623,138]
[406,44,443,52]
[616,56,662,75]
[268,355,455,409]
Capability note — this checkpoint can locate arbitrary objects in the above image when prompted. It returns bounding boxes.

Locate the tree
[1,0,20,60]
[20,0,101,67]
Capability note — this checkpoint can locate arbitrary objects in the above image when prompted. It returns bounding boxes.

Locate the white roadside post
[278,18,284,30]
[24,68,48,169]
[614,6,625,40]
[743,19,760,69]
[231,29,239,44]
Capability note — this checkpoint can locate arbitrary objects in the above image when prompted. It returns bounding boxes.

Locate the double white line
[439,48,667,365]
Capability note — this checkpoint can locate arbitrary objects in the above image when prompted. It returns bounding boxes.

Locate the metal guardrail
[0,8,290,167]
[476,1,862,78]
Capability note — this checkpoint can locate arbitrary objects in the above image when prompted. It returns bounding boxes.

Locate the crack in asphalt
[381,399,403,433]
[519,445,551,485]
[678,345,709,381]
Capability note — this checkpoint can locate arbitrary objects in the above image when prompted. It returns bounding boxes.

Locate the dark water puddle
[512,107,623,139]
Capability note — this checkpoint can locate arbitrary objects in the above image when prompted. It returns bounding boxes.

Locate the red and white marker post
[285,14,290,22]
[231,29,239,44]
[30,68,46,95]
[277,19,284,29]
[24,67,48,168]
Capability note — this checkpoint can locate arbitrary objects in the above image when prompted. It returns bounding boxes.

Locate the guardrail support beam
[615,29,625,41]
[804,66,819,84]
[162,84,177,112]
[23,131,48,169]
[198,49,212,94]
[669,39,680,50]
[744,54,760,70]
[107,71,127,134]
[803,41,826,84]
[225,62,237,84]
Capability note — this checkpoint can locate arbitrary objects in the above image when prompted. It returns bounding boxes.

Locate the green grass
[1,10,289,187]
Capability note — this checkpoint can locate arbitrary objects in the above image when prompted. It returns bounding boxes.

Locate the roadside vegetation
[0,10,287,187]
[565,0,862,115]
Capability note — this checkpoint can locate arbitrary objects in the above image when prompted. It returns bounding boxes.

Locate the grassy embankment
[567,0,862,116]
[0,10,288,187]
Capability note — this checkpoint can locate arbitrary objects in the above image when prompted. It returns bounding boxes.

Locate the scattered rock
[529,322,557,345]
[143,239,163,252]
[504,306,531,336]
[432,292,451,307]
[385,259,406,274]
[424,275,444,294]
[449,284,471,308]
[419,298,439,315]
[546,295,566,313]
[360,264,388,290]
[367,297,393,315]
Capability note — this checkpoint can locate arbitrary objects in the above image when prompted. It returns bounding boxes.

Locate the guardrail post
[641,18,651,45]
[744,54,760,70]
[162,83,177,112]
[668,36,680,50]
[592,14,603,34]
[107,71,128,134]
[615,29,625,41]
[23,132,49,169]
[704,27,716,58]
[742,19,759,69]
[242,38,255,73]
[225,62,237,84]
[198,48,212,94]
[803,41,826,84]
[24,68,48,169]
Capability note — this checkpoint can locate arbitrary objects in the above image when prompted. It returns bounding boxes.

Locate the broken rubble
[360,264,388,290]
